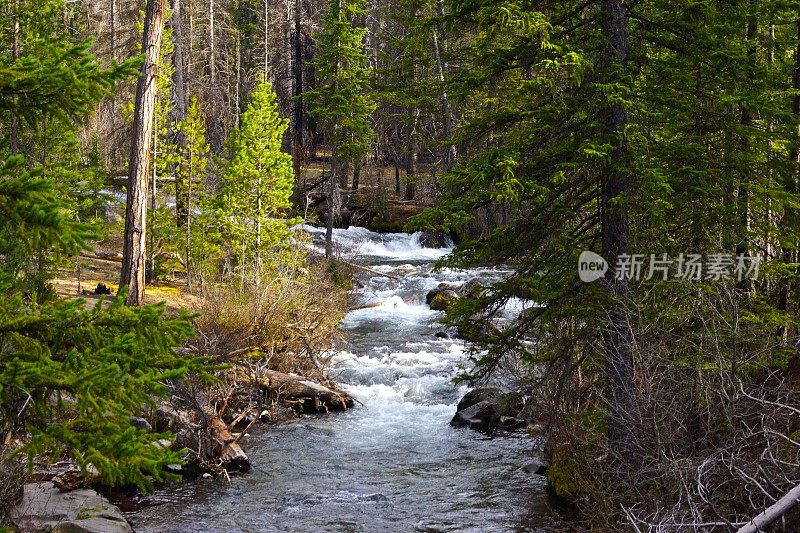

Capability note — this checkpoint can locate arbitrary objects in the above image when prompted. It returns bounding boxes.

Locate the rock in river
[450,387,527,432]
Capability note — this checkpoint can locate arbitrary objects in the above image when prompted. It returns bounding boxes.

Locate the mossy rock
[430,290,459,311]
[457,319,499,342]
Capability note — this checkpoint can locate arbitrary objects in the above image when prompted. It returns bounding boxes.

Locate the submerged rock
[521,460,549,477]
[10,482,132,533]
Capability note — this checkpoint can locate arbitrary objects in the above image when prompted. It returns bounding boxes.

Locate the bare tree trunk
[432,0,455,169]
[736,482,800,533]
[120,0,166,306]
[325,147,338,258]
[599,0,640,469]
[264,0,269,77]
[405,109,419,201]
[737,0,758,280]
[171,0,189,228]
[292,0,304,177]
[352,162,360,190]
[209,0,216,83]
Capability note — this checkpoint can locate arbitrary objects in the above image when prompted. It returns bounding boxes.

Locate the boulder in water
[451,388,527,433]
[418,231,449,249]
[456,319,500,342]
[429,290,459,311]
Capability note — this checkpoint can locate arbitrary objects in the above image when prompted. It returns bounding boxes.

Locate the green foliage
[221,79,300,277]
[0,289,207,490]
[305,0,376,167]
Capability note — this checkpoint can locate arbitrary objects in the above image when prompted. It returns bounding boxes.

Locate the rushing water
[124,227,567,532]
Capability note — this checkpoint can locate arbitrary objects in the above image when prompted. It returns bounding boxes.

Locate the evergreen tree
[305,0,375,255]
[0,0,208,490]
[222,79,298,279]
[181,95,211,285]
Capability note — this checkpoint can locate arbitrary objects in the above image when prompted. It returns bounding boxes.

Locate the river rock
[451,388,527,433]
[457,279,486,299]
[429,290,459,311]
[456,319,499,342]
[10,482,132,533]
[521,460,549,477]
[417,231,449,249]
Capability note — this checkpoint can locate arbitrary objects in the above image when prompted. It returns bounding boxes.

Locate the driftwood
[259,369,354,412]
[206,416,250,472]
[736,482,800,533]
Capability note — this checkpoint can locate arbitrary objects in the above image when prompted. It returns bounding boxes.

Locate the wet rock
[450,400,500,431]
[418,231,449,249]
[10,482,132,533]
[521,460,548,477]
[425,283,455,305]
[451,388,527,433]
[456,319,499,342]
[434,331,450,339]
[457,280,486,299]
[129,416,152,432]
[429,290,459,311]
[456,387,501,412]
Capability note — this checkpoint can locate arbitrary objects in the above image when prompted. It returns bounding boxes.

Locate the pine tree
[222,79,298,280]
[0,0,208,491]
[181,95,210,285]
[305,0,375,256]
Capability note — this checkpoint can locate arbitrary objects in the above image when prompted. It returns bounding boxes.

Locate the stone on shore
[10,482,132,533]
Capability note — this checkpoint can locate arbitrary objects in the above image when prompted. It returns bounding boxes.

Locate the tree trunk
[292,0,304,177]
[352,162,360,190]
[120,0,166,306]
[171,0,189,228]
[325,147,338,257]
[209,0,216,83]
[599,0,640,469]
[10,3,19,155]
[432,0,455,169]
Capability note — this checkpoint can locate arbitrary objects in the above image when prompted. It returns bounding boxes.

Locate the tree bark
[292,0,304,177]
[120,0,166,306]
[171,0,189,228]
[736,482,800,533]
[432,0,455,169]
[599,0,641,469]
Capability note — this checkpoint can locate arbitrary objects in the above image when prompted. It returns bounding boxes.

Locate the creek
[124,227,566,532]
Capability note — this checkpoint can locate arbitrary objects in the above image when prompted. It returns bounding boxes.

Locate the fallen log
[260,369,355,412]
[736,481,800,533]
[207,416,250,472]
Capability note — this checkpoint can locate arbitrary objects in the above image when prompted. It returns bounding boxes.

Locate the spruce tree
[222,79,297,280]
[305,0,375,256]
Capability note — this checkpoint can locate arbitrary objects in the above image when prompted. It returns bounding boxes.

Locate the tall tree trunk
[782,13,800,365]
[325,147,338,257]
[352,162,360,190]
[432,0,455,169]
[171,0,189,228]
[120,0,166,306]
[209,0,216,83]
[292,0,304,176]
[599,0,640,470]
[737,0,758,267]
[264,0,269,76]
[405,109,419,201]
